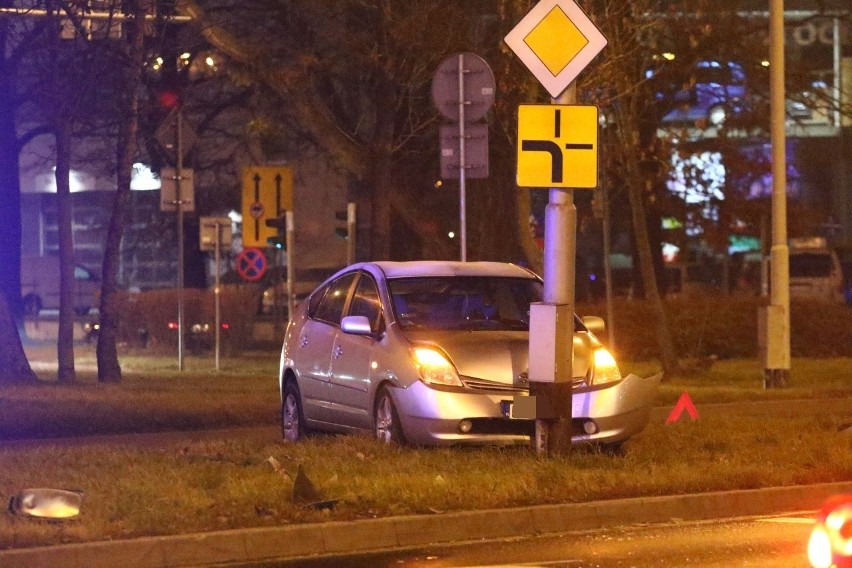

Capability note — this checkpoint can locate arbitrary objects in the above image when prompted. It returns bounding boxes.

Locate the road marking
[757,516,815,524]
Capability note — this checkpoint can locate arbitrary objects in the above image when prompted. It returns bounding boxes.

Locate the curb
[2,481,851,568]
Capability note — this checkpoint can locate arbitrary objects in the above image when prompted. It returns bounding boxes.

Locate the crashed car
[277,261,661,448]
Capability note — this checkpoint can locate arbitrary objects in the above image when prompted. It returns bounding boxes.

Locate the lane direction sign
[517,104,598,188]
[241,166,293,247]
[504,0,607,98]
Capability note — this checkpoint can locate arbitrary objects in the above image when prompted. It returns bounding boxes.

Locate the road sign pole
[214,223,221,372]
[458,54,467,262]
[533,84,578,457]
[505,0,607,457]
[177,108,185,372]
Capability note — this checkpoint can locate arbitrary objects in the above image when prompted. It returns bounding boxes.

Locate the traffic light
[265,214,287,249]
[334,210,349,239]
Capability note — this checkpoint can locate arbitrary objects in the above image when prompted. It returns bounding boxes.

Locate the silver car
[278,261,661,448]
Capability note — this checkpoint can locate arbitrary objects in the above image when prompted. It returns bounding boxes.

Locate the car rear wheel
[374,386,405,444]
[282,380,309,442]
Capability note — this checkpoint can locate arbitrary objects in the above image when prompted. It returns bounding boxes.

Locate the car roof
[368,261,537,280]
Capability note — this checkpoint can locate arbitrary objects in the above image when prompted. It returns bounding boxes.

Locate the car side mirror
[340,315,374,336]
[581,316,606,335]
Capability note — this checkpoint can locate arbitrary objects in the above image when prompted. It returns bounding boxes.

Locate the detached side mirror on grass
[8,488,83,520]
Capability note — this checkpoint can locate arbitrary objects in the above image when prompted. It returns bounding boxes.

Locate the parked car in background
[20,255,99,316]
[654,59,748,127]
[277,261,661,449]
[788,237,845,304]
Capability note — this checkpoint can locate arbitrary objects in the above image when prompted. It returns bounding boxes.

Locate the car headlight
[590,348,622,386]
[411,347,463,387]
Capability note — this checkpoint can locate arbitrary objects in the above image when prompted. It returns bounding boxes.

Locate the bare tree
[96,0,147,383]
[178,0,487,261]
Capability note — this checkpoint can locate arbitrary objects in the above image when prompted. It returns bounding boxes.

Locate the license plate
[500,400,519,419]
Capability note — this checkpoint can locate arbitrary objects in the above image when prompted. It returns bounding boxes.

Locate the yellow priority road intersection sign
[516,104,598,189]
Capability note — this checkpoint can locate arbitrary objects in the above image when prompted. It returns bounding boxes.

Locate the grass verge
[0,347,849,550]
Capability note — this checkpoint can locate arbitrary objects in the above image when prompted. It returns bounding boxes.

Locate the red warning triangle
[666,391,699,424]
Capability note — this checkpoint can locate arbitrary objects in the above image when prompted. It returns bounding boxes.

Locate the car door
[294,272,357,424]
[327,272,384,429]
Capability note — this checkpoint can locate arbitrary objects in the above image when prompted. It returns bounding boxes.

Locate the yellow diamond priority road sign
[517,104,598,188]
[504,0,607,98]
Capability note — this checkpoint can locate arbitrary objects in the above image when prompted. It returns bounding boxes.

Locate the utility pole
[763,0,790,388]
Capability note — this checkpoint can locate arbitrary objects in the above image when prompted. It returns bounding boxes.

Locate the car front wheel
[282,380,309,442]
[374,386,405,444]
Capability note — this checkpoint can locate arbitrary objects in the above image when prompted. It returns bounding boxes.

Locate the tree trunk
[0,36,36,386]
[97,0,145,383]
[626,179,680,374]
[0,293,37,384]
[55,121,76,383]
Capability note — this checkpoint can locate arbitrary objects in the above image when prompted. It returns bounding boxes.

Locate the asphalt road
[255,513,816,568]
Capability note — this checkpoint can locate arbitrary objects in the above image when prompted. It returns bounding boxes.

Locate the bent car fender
[572,372,663,419]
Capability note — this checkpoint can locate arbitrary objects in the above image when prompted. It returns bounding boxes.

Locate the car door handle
[333,345,343,359]
[299,336,309,348]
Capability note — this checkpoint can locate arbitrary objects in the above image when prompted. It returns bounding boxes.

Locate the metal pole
[458,53,467,262]
[765,0,790,388]
[602,184,615,351]
[347,202,357,265]
[177,108,185,372]
[533,83,577,457]
[833,17,842,130]
[214,223,221,372]
[286,211,295,320]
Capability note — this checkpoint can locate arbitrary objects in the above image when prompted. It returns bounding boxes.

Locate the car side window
[348,274,384,332]
[312,273,356,326]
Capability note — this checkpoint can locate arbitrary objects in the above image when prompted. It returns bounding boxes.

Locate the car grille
[461,377,528,393]
[462,376,587,392]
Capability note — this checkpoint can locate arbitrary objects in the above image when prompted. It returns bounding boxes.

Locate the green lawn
[0,346,849,550]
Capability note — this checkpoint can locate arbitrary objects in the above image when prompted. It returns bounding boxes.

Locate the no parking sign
[235,247,267,282]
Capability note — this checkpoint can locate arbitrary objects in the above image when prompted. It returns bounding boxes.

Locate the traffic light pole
[347,203,357,266]
[286,211,295,319]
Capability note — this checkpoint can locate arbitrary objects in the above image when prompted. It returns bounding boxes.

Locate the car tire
[374,386,405,445]
[22,294,41,316]
[281,379,309,442]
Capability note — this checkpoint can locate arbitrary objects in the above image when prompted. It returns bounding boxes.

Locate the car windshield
[388,276,544,331]
[790,253,833,278]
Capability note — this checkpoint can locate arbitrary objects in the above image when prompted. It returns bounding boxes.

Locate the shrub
[577,296,852,360]
[112,286,260,354]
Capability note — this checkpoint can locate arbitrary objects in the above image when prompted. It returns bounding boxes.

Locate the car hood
[404,330,596,386]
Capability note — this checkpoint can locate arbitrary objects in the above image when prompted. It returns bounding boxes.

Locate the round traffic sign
[235,247,268,282]
[249,202,265,219]
[432,52,495,123]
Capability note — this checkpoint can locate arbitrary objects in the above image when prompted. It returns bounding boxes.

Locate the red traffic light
[158,91,181,109]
